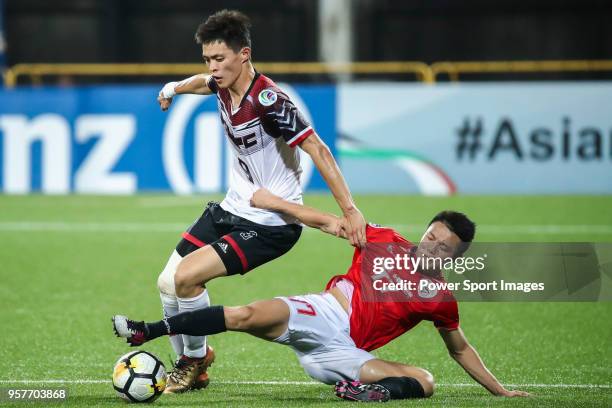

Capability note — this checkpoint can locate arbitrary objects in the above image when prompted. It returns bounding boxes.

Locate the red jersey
[326,224,459,352]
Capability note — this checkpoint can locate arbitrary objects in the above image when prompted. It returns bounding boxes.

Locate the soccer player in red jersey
[153,10,365,392]
[114,189,530,401]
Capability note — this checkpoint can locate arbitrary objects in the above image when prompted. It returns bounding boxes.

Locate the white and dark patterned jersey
[207,73,314,226]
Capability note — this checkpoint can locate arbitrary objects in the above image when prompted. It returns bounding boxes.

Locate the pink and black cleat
[334,380,391,402]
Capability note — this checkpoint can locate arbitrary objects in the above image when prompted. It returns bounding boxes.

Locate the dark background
[5,0,612,82]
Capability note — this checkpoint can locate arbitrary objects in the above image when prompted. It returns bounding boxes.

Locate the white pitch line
[0,221,611,235]
[0,380,609,389]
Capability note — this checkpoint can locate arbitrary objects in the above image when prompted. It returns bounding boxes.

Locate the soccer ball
[112,350,166,403]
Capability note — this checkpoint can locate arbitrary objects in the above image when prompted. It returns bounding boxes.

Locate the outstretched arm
[439,328,530,397]
[250,188,346,239]
[157,74,213,111]
[297,134,365,246]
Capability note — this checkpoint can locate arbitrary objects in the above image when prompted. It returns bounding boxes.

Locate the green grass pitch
[0,194,610,407]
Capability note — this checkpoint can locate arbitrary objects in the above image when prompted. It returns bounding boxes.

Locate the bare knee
[174,261,201,298]
[225,305,255,331]
[174,249,228,298]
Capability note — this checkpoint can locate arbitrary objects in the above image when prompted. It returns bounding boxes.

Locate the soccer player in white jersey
[153,9,366,393]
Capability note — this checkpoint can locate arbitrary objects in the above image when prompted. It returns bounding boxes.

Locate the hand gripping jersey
[207,73,314,226]
[326,225,460,352]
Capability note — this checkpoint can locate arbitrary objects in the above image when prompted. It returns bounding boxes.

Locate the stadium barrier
[3,62,433,87]
[5,60,612,87]
[431,60,612,81]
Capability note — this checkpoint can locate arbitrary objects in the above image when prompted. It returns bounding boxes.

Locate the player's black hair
[195,9,252,52]
[429,211,476,255]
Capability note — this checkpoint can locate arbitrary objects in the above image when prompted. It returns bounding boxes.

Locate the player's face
[415,221,463,274]
[202,41,250,89]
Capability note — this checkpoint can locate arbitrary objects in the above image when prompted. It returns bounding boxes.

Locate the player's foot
[164,346,215,394]
[334,380,391,402]
[112,315,149,346]
[194,346,215,389]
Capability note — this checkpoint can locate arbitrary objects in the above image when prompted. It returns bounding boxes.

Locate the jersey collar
[238,70,260,108]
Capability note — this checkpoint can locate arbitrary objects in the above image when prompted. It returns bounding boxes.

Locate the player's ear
[240,47,251,64]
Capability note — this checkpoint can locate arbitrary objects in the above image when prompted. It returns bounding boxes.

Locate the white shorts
[274,293,375,384]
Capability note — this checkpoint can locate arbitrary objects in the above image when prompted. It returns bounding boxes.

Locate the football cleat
[334,380,391,402]
[112,315,149,346]
[164,346,215,394]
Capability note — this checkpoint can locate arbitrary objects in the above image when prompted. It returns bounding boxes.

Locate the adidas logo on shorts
[217,242,229,253]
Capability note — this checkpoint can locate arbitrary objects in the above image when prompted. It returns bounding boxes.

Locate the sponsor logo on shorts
[240,231,258,240]
[217,242,229,253]
[258,89,277,106]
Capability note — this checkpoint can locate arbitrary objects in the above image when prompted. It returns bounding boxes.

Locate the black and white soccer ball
[112,350,166,403]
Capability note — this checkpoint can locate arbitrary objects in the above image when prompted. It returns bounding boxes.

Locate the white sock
[160,293,184,358]
[177,289,210,358]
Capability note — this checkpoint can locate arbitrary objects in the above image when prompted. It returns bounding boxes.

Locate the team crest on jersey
[258,89,277,106]
[417,279,438,299]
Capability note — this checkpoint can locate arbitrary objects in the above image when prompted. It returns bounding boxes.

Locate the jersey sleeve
[261,90,314,147]
[432,299,460,331]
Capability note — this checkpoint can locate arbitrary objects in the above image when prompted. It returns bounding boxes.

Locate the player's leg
[169,236,233,393]
[172,242,225,362]
[160,203,227,392]
[335,359,434,400]
[156,250,184,358]
[113,298,290,344]
[173,245,227,298]
[165,205,300,392]
[224,298,290,340]
[158,250,219,393]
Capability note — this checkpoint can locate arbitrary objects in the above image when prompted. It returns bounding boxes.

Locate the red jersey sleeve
[432,299,460,331]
